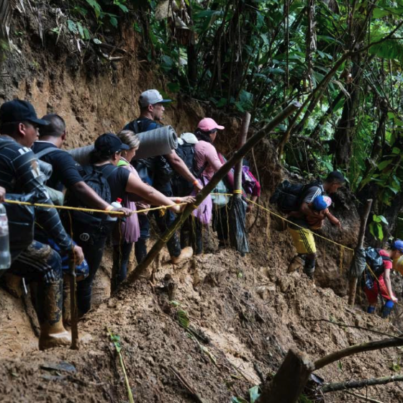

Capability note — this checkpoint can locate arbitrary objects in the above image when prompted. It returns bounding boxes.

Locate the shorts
[288,226,316,255]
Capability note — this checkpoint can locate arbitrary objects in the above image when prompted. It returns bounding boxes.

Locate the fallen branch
[322,375,403,393]
[307,318,403,340]
[345,391,384,403]
[314,337,403,370]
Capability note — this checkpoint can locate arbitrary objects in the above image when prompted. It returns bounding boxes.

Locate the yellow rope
[340,246,344,274]
[4,198,186,216]
[245,198,355,252]
[233,190,242,194]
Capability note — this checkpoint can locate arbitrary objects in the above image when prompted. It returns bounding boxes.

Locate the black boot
[304,258,315,279]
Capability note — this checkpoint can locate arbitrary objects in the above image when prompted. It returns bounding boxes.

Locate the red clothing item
[364,249,393,303]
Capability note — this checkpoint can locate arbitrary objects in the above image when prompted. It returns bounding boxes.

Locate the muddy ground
[1,215,403,403]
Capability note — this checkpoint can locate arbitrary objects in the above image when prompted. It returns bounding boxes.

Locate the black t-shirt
[32,141,83,191]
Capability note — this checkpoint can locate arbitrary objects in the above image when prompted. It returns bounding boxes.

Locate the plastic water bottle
[0,204,11,270]
[107,198,123,222]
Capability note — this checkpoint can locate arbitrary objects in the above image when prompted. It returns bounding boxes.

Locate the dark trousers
[213,206,229,244]
[68,221,108,315]
[180,216,203,255]
[112,242,133,292]
[152,208,181,257]
[10,240,63,284]
[135,214,150,265]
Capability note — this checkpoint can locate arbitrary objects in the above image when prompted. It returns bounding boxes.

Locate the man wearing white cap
[123,89,202,264]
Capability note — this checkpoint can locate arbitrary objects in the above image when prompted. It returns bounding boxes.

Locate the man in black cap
[124,89,201,264]
[32,113,116,210]
[0,99,84,350]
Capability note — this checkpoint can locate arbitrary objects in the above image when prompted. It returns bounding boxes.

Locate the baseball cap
[139,89,171,108]
[313,195,331,211]
[0,100,50,127]
[197,117,225,132]
[94,133,130,155]
[391,239,403,253]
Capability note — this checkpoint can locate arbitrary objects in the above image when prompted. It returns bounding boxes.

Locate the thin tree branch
[314,337,403,370]
[322,375,403,393]
[345,391,384,403]
[307,318,403,340]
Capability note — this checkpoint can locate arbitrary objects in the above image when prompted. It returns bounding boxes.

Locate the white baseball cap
[139,89,172,108]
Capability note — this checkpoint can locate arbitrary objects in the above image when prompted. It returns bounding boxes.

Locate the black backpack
[270,179,323,213]
[361,247,392,290]
[67,165,117,233]
[171,140,207,196]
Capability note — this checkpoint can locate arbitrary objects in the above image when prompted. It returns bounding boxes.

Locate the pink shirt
[194,140,222,181]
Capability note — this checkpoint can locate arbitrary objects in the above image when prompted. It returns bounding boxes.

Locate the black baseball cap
[0,100,50,127]
[94,133,130,155]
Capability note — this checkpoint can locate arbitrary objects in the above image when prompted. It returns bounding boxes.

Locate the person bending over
[287,171,345,278]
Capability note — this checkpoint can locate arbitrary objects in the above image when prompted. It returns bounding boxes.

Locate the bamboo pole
[123,102,301,285]
[348,199,373,306]
[69,259,79,349]
[233,112,251,196]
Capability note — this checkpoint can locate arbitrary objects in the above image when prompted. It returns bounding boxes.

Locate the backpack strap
[35,146,60,159]
[0,139,16,151]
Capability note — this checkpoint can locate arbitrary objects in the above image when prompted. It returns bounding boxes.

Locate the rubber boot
[34,278,71,350]
[288,254,306,273]
[381,300,394,319]
[304,258,316,279]
[171,246,193,264]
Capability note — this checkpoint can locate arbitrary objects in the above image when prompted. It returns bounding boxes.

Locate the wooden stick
[169,366,206,403]
[348,199,373,306]
[345,391,384,403]
[314,337,403,370]
[233,112,251,198]
[123,102,301,286]
[322,374,403,394]
[69,259,79,350]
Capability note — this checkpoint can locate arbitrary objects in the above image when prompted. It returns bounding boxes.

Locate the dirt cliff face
[0,6,401,403]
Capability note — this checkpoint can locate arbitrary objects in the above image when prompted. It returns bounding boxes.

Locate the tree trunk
[348,199,372,306]
[257,350,314,403]
[333,60,361,169]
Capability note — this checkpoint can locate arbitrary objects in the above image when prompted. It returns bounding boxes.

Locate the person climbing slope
[123,89,202,264]
[285,171,345,278]
[362,246,397,318]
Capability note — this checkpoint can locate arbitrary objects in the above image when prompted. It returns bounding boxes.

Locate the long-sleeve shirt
[0,136,72,252]
[194,140,223,181]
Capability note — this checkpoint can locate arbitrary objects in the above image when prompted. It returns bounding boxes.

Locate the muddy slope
[1,244,403,403]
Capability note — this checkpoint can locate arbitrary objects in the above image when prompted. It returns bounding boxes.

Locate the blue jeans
[112,242,133,292]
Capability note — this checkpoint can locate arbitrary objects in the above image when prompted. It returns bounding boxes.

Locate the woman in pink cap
[189,118,225,254]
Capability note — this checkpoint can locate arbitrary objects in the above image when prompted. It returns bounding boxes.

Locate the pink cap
[323,196,332,207]
[197,117,225,132]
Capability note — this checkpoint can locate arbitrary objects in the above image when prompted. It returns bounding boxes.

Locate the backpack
[270,179,323,213]
[0,140,36,254]
[68,165,117,233]
[171,140,207,196]
[361,247,392,290]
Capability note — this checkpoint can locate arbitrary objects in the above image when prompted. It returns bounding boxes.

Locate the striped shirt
[0,136,71,251]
